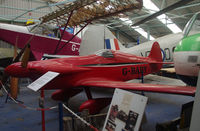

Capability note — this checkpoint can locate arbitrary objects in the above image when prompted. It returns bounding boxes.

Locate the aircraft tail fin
[148,42,163,72]
[79,25,125,56]
[148,41,162,62]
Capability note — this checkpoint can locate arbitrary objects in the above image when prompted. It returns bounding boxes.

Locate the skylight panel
[119,18,133,25]
[133,26,155,40]
[120,17,155,40]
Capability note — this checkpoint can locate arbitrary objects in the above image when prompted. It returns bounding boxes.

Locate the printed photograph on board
[103,89,147,131]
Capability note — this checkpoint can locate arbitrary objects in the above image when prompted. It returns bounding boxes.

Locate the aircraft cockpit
[27,23,60,38]
[95,49,114,58]
[183,12,200,37]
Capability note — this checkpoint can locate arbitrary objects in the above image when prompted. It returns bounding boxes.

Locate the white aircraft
[79,25,183,62]
[120,33,183,62]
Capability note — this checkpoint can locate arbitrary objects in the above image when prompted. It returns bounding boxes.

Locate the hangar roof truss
[40,0,142,27]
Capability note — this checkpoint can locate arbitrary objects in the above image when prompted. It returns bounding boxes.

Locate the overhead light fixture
[143,0,182,33]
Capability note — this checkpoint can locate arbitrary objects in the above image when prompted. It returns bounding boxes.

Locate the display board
[27,71,60,91]
[103,88,148,131]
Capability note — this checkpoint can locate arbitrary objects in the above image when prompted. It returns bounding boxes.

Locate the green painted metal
[175,33,200,52]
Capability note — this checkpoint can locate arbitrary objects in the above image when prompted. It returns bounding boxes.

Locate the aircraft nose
[5,62,30,77]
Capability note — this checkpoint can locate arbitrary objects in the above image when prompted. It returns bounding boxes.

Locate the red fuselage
[5,50,162,90]
[0,23,81,58]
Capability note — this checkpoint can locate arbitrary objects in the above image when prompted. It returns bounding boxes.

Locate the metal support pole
[147,28,150,41]
[141,71,144,83]
[59,102,63,131]
[85,87,93,99]
[190,71,200,131]
[40,89,45,131]
[141,71,144,96]
[137,37,140,45]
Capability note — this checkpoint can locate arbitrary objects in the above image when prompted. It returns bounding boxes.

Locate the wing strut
[54,10,74,54]
[54,21,91,54]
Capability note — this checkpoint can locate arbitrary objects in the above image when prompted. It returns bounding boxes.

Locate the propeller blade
[9,40,19,99]
[12,43,30,63]
[132,0,194,26]
[10,77,18,99]
[1,35,32,98]
[21,44,31,68]
[0,43,30,91]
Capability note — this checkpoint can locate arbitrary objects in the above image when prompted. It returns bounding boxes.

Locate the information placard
[103,89,148,131]
[27,71,60,91]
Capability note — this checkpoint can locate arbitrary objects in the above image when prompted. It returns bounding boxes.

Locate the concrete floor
[0,75,194,131]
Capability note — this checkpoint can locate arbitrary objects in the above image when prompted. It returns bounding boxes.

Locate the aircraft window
[164,48,170,60]
[27,24,59,38]
[95,49,114,58]
[188,56,198,63]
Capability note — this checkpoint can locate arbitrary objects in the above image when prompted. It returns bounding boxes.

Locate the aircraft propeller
[1,43,31,99]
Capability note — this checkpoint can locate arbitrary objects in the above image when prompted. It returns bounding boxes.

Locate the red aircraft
[4,42,196,114]
[0,23,81,60]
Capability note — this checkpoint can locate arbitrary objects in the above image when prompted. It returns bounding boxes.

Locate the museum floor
[0,75,194,131]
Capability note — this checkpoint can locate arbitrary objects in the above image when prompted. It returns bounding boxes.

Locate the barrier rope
[62,104,99,131]
[1,81,99,131]
[0,81,57,111]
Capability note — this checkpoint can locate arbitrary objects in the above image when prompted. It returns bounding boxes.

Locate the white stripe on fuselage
[81,63,148,67]
[0,23,29,33]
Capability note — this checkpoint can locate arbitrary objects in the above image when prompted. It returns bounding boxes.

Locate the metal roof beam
[11,0,75,21]
[132,0,194,27]
[0,5,49,13]
[107,1,200,27]
[22,0,46,3]
[110,27,137,42]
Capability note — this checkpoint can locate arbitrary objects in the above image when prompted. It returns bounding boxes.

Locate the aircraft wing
[77,78,196,96]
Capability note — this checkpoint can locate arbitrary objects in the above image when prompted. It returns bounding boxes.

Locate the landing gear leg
[84,87,93,99]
